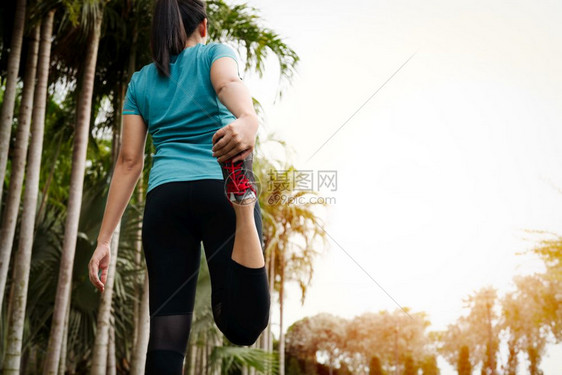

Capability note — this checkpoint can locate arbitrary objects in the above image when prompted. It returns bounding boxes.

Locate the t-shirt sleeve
[122,73,141,115]
[208,42,242,79]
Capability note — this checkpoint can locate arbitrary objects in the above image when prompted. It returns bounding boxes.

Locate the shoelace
[223,160,256,196]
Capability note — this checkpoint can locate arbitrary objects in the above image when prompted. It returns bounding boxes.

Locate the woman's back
[122,42,242,193]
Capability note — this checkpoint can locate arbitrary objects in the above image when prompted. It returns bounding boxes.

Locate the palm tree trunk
[195,341,202,374]
[25,345,38,375]
[90,220,121,375]
[36,136,62,225]
[249,339,256,375]
[106,322,116,375]
[58,292,71,375]
[266,243,275,374]
[193,343,199,374]
[214,334,223,375]
[202,332,207,374]
[130,269,150,375]
[194,338,200,373]
[187,342,196,375]
[260,259,268,360]
[279,248,285,375]
[91,30,127,371]
[268,244,275,355]
[0,0,27,213]
[42,7,105,373]
[0,21,40,315]
[3,8,55,370]
[249,358,256,375]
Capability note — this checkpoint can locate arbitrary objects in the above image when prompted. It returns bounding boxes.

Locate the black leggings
[141,179,271,374]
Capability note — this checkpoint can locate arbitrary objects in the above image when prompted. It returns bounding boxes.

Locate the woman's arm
[210,56,259,163]
[89,114,147,292]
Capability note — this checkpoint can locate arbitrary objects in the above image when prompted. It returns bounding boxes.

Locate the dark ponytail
[151,0,207,77]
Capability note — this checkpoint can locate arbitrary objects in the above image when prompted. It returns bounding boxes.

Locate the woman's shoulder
[203,41,222,49]
[202,41,236,55]
[202,42,239,65]
[131,63,156,85]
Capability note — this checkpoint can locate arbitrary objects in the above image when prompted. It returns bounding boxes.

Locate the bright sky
[233,0,562,373]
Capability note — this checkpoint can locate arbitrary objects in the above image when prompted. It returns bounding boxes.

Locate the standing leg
[193,179,271,346]
[141,181,203,374]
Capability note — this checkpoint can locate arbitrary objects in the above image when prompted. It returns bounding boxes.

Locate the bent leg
[194,179,271,346]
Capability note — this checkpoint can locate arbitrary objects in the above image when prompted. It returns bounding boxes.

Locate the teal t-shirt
[122,42,241,193]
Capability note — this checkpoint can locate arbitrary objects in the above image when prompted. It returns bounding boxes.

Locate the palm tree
[58,290,71,375]
[91,74,131,372]
[253,138,328,374]
[43,1,108,372]
[128,14,150,363]
[273,190,327,375]
[90,45,126,375]
[129,269,149,374]
[15,137,146,371]
[90,220,121,375]
[0,0,27,214]
[2,9,55,373]
[0,19,40,314]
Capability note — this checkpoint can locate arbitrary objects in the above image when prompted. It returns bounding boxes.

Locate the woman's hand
[212,114,258,163]
[88,242,111,292]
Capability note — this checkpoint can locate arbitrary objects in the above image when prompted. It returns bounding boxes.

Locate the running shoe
[219,152,257,205]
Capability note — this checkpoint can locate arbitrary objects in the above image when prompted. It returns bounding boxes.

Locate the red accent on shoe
[222,159,257,199]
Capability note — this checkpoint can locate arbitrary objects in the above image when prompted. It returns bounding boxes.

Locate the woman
[87,0,271,373]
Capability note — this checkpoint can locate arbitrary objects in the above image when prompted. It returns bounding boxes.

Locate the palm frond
[209,345,280,374]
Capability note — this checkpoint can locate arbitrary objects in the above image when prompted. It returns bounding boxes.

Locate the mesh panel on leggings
[147,314,193,354]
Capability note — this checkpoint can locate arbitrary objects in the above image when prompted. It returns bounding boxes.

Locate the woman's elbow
[118,155,144,174]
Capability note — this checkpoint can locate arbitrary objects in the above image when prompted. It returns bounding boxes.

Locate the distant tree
[348,308,432,373]
[369,355,383,375]
[287,355,302,375]
[504,338,518,375]
[481,340,498,375]
[464,287,499,373]
[403,354,415,375]
[421,355,440,375]
[437,322,470,370]
[439,287,499,372]
[337,362,353,375]
[527,346,544,375]
[526,232,562,342]
[285,313,346,375]
[457,345,471,375]
[286,316,317,359]
[304,357,318,375]
[500,275,549,375]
